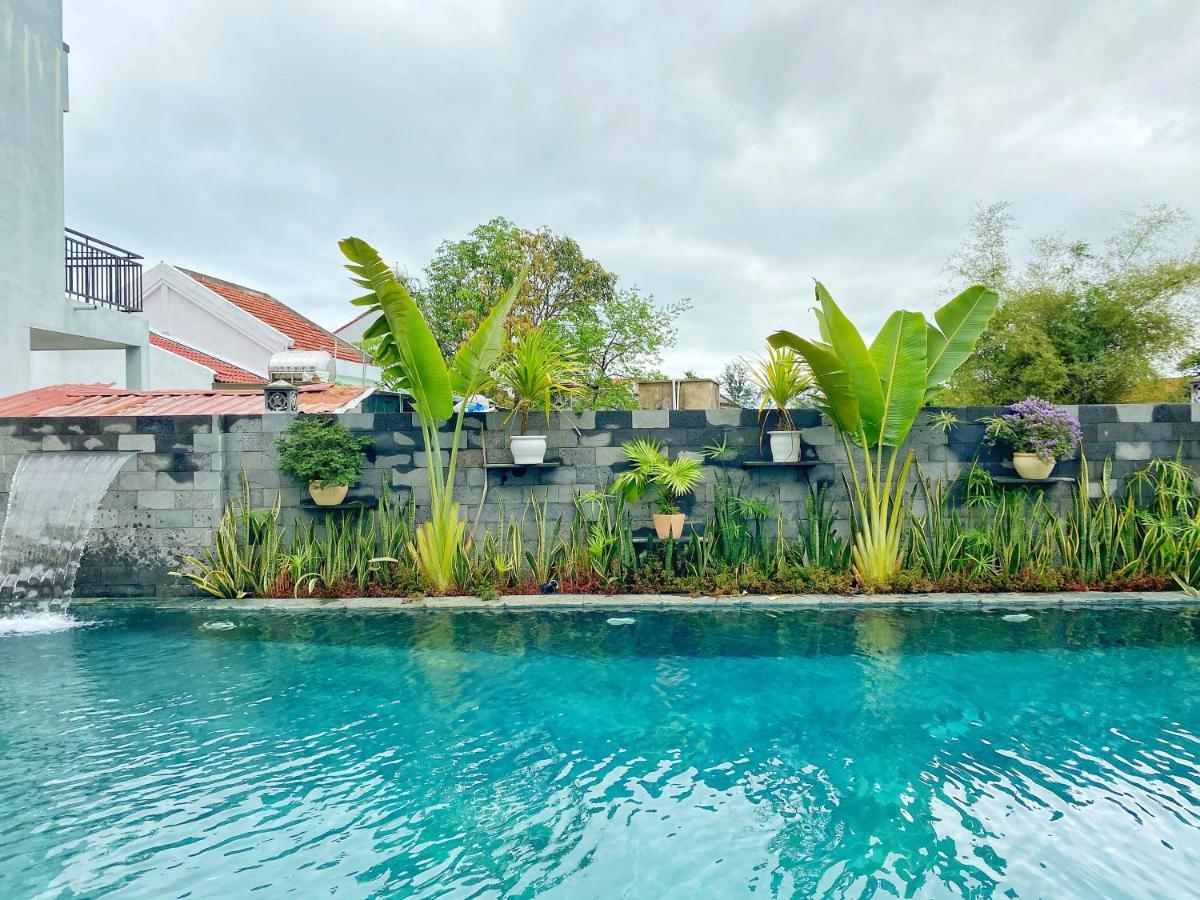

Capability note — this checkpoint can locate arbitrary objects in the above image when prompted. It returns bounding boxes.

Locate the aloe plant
[340,237,528,593]
[769,282,997,585]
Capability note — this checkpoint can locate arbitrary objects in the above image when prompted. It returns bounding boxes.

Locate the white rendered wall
[30,345,215,390]
[1,0,66,393]
[0,0,151,395]
[140,266,290,379]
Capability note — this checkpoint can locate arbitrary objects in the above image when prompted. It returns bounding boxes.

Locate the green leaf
[924,285,999,399]
[815,282,883,441]
[769,329,861,434]
[339,237,453,422]
[449,262,529,397]
[869,310,928,446]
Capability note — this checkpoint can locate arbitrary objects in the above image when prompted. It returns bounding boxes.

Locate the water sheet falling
[0,451,134,616]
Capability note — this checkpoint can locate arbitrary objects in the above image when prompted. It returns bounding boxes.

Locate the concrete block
[800,426,836,447]
[41,435,73,451]
[1115,403,1156,423]
[705,409,743,427]
[193,471,223,491]
[580,431,613,447]
[595,447,627,467]
[118,471,157,491]
[137,490,176,510]
[632,410,670,430]
[153,509,195,529]
[1115,441,1152,461]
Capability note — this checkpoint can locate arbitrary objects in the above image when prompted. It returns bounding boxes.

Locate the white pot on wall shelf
[768,430,803,463]
[510,435,548,465]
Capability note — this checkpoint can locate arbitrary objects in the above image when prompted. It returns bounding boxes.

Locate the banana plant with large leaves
[769,282,997,585]
[340,237,527,593]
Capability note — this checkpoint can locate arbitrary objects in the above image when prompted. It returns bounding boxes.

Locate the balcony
[64,228,143,312]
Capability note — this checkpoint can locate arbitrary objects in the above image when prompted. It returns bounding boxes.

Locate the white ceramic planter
[652,513,686,540]
[309,481,349,506]
[768,430,803,462]
[1012,453,1055,480]
[511,435,548,465]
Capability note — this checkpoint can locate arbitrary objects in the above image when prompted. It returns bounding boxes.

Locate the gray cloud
[64,0,1200,375]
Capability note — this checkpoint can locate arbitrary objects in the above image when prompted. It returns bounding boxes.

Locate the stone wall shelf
[740,460,819,469]
[991,475,1075,486]
[300,496,379,511]
[484,460,561,483]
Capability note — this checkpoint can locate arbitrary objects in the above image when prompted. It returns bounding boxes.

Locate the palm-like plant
[744,345,812,431]
[769,282,997,586]
[613,438,705,515]
[340,236,528,593]
[494,326,582,434]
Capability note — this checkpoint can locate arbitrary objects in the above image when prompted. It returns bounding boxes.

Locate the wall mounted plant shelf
[484,460,561,484]
[299,496,380,511]
[991,475,1075,486]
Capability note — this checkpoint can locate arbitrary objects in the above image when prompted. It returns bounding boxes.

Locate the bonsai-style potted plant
[982,397,1081,480]
[494,325,581,464]
[276,414,372,505]
[745,345,812,461]
[613,438,705,539]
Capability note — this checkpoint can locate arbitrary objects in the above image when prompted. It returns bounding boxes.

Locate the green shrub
[276,415,372,487]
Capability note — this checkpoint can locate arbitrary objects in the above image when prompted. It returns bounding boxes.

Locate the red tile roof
[181,269,366,364]
[149,333,266,384]
[0,383,372,417]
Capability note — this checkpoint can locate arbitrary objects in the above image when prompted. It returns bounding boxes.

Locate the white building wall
[1,0,66,393]
[30,345,215,390]
[0,0,151,395]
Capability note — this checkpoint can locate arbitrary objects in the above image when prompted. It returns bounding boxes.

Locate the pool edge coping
[72,590,1197,612]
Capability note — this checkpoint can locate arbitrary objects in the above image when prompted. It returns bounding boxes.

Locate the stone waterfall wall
[0,402,1196,597]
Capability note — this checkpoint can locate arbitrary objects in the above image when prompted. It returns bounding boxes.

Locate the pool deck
[74,590,1196,612]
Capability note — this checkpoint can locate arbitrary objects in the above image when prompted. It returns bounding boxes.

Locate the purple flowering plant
[981,397,1082,463]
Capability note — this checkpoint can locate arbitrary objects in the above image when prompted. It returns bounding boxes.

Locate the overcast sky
[63,1,1200,376]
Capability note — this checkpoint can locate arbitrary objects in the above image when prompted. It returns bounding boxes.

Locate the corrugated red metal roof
[0,383,371,417]
[181,269,365,364]
[149,333,266,384]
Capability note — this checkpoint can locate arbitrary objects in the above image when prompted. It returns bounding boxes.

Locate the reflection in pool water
[1,604,1198,897]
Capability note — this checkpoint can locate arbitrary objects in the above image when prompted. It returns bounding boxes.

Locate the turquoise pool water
[2,605,1199,898]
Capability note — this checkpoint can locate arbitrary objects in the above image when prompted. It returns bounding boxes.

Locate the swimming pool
[2,604,1198,897]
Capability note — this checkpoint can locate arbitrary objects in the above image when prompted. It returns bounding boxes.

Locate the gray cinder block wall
[0,402,1197,597]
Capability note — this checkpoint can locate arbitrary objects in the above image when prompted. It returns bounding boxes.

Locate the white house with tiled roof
[136,263,381,388]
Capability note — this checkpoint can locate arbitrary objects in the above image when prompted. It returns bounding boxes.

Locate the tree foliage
[413,217,689,409]
[943,203,1200,405]
[719,359,761,408]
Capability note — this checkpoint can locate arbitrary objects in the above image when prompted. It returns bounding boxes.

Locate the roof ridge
[149,330,268,378]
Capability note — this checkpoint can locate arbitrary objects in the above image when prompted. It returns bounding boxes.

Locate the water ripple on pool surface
[2,605,1200,898]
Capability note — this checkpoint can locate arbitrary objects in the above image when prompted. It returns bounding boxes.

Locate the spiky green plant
[340,237,527,593]
[769,282,997,586]
[494,325,583,435]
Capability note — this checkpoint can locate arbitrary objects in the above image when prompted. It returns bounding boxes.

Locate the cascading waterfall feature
[0,451,134,617]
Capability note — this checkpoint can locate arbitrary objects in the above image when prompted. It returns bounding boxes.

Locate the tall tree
[942,203,1200,405]
[413,218,689,409]
[719,359,761,407]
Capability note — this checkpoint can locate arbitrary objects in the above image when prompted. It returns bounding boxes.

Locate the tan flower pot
[652,513,686,540]
[1012,453,1055,480]
[308,480,349,506]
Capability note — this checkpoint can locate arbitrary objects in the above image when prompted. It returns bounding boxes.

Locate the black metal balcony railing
[64,228,143,312]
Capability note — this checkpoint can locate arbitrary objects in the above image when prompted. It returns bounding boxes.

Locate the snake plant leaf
[815,282,883,443]
[924,284,998,399]
[869,310,928,446]
[449,263,529,398]
[339,237,453,422]
[768,329,861,435]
